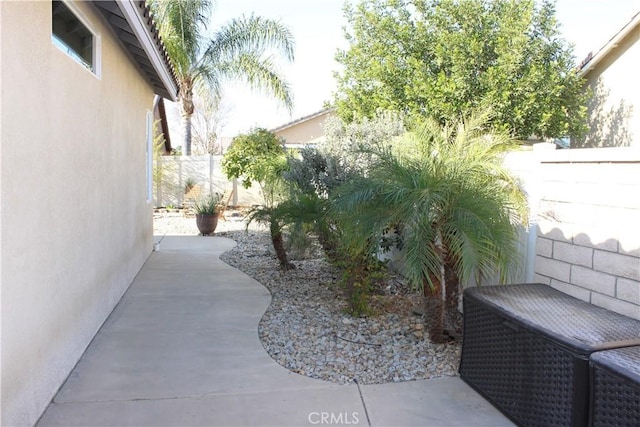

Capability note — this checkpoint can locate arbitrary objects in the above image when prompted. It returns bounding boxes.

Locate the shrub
[193,193,223,215]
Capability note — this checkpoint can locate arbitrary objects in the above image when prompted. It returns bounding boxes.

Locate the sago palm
[333,110,528,342]
[149,0,294,155]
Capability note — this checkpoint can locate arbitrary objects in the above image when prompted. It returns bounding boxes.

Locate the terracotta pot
[195,213,218,235]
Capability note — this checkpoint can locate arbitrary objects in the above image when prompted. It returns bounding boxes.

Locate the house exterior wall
[577,22,640,148]
[1,2,155,425]
[273,110,336,146]
[505,148,640,320]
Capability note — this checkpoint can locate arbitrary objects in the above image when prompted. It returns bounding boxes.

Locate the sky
[173,0,640,140]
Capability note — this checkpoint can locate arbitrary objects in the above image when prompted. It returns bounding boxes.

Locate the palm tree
[149,0,294,155]
[245,204,295,270]
[332,110,528,342]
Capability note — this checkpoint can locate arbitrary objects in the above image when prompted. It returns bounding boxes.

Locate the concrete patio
[37,236,513,426]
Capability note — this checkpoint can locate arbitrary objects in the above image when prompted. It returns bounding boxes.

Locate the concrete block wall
[530,148,640,319]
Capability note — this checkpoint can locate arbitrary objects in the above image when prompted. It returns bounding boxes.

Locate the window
[52,1,96,73]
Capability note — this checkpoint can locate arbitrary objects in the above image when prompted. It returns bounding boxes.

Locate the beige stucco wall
[577,23,640,148]
[274,110,336,146]
[1,2,155,425]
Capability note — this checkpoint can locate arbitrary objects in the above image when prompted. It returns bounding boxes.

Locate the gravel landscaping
[154,210,461,384]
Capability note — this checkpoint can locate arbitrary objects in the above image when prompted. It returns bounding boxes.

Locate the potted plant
[193,193,223,235]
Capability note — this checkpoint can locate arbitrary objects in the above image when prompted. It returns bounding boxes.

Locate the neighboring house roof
[270,108,334,133]
[579,10,640,77]
[93,0,178,100]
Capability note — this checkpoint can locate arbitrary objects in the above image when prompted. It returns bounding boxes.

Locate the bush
[280,113,406,314]
[339,254,388,317]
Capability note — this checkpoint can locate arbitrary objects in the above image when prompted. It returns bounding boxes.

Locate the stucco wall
[505,148,640,320]
[1,2,155,425]
[274,110,336,146]
[577,23,640,148]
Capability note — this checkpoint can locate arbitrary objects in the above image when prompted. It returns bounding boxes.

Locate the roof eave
[579,11,640,78]
[116,1,178,101]
[271,108,334,133]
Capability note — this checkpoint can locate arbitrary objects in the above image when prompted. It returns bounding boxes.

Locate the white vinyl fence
[154,155,264,208]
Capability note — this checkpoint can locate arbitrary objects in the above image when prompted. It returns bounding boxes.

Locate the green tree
[149,0,294,155]
[334,0,588,139]
[222,128,294,269]
[332,109,528,342]
[221,128,287,197]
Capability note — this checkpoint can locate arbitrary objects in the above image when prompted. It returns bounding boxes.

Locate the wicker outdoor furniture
[590,346,640,426]
[459,283,640,427]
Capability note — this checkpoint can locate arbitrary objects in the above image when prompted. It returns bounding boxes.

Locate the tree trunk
[317,228,340,263]
[179,78,194,156]
[182,113,192,156]
[424,277,448,344]
[426,234,448,344]
[426,249,463,343]
[444,263,460,312]
[444,258,462,339]
[270,219,294,270]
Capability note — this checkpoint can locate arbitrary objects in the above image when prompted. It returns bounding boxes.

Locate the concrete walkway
[38,236,513,427]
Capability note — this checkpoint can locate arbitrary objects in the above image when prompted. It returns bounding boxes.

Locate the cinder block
[539,182,576,204]
[593,250,640,281]
[554,241,593,267]
[599,184,640,209]
[547,182,634,208]
[572,225,619,252]
[619,227,640,257]
[537,219,571,242]
[552,201,597,226]
[591,292,640,320]
[590,163,640,185]
[545,163,596,184]
[596,206,640,232]
[578,183,640,209]
[617,278,640,304]
[571,266,616,296]
[535,238,553,258]
[533,274,551,285]
[535,256,571,282]
[549,279,591,302]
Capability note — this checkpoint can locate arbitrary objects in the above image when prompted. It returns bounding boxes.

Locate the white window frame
[51,0,101,78]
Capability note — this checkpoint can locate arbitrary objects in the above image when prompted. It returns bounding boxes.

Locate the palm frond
[149,0,212,76]
[332,107,528,294]
[207,14,295,62]
[217,53,293,110]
